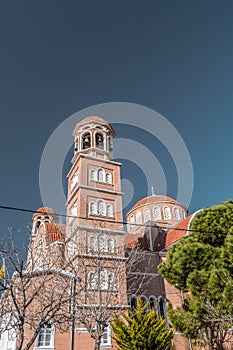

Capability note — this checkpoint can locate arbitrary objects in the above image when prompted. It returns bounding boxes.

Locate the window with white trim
[88,272,97,289]
[173,207,180,220]
[136,211,142,224]
[70,173,78,192]
[70,204,77,221]
[182,209,186,219]
[163,206,171,220]
[100,324,111,348]
[105,173,112,184]
[89,236,96,252]
[107,238,114,253]
[67,239,76,260]
[97,169,104,182]
[153,206,161,220]
[90,169,96,181]
[97,200,105,216]
[35,323,54,348]
[144,208,151,223]
[89,202,97,215]
[106,204,113,217]
[130,214,135,224]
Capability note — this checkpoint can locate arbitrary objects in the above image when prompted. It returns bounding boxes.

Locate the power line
[0,204,229,236]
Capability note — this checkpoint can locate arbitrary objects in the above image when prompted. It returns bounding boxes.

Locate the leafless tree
[0,227,81,350]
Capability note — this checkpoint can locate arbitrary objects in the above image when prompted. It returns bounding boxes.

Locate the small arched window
[106,173,112,184]
[149,296,157,310]
[82,133,91,149]
[97,168,104,182]
[130,295,137,309]
[136,211,142,224]
[182,209,186,219]
[88,272,96,289]
[89,202,96,215]
[144,209,151,223]
[163,206,171,220]
[70,204,77,217]
[130,214,135,224]
[108,273,115,289]
[95,133,104,149]
[97,200,105,216]
[173,207,180,220]
[36,323,54,347]
[99,235,106,252]
[90,169,96,181]
[106,204,113,217]
[107,238,114,253]
[153,207,161,220]
[89,236,96,252]
[158,296,165,318]
[71,173,78,191]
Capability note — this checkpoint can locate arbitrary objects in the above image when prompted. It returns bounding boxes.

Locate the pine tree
[111,298,174,350]
[159,200,233,350]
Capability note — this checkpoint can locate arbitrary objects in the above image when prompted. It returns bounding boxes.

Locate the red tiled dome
[33,207,55,217]
[76,116,115,136]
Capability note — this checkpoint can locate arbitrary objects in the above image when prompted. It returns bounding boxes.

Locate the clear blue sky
[0,1,233,232]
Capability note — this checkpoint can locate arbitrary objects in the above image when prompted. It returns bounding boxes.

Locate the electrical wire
[0,204,230,236]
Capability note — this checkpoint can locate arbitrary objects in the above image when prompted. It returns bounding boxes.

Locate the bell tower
[66,116,124,232]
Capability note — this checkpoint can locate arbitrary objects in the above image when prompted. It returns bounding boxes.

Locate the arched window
[140,295,148,311]
[97,200,105,216]
[101,324,111,347]
[82,133,91,149]
[70,204,77,217]
[67,239,76,259]
[107,238,114,253]
[89,236,96,252]
[173,207,180,220]
[106,204,113,217]
[36,323,54,347]
[130,214,135,224]
[99,235,106,252]
[100,270,108,289]
[106,172,112,184]
[163,206,171,220]
[90,169,96,181]
[88,272,96,289]
[153,207,161,220]
[136,211,142,224]
[95,133,104,149]
[149,296,157,310]
[158,296,165,318]
[144,209,151,223]
[97,168,104,182]
[130,295,137,309]
[108,272,115,289]
[89,202,96,215]
[71,173,78,191]
[182,209,186,219]
[35,221,41,234]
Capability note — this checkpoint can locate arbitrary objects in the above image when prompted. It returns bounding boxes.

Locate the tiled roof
[129,195,180,212]
[45,223,65,243]
[33,207,55,217]
[156,215,193,251]
[76,116,115,136]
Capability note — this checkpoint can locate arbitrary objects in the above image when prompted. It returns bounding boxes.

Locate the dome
[33,207,56,218]
[127,195,187,216]
[75,115,115,136]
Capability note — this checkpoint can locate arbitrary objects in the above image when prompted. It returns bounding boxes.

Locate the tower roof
[74,115,115,136]
[33,207,56,218]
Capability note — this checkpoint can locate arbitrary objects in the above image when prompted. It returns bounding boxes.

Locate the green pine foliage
[158,200,233,349]
[111,298,174,350]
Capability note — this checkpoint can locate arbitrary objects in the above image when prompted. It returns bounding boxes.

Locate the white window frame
[136,211,142,224]
[105,172,112,184]
[153,206,161,220]
[100,324,112,348]
[163,206,171,220]
[173,207,180,220]
[34,323,55,349]
[143,208,151,223]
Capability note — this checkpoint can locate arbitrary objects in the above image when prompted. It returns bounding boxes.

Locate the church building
[1,116,198,350]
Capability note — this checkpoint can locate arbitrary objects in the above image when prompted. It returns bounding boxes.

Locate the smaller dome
[33,207,55,218]
[75,115,115,136]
